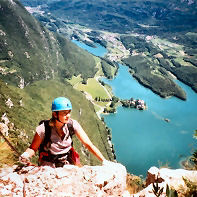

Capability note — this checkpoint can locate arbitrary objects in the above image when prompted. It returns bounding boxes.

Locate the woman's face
[57,110,71,124]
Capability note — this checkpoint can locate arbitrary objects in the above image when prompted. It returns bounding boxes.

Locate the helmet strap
[55,111,65,125]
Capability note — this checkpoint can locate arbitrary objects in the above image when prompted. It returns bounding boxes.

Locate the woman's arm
[75,123,105,162]
[29,132,43,153]
[19,133,42,163]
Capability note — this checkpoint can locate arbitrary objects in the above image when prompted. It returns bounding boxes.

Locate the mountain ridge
[0,0,99,87]
[20,0,197,34]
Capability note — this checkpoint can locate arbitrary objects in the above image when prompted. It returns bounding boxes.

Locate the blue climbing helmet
[52,97,72,111]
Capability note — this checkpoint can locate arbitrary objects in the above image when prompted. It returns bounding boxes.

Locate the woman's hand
[19,148,35,165]
[19,152,31,165]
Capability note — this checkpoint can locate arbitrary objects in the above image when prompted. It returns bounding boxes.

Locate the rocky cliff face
[1,164,197,196]
[0,162,127,197]
[138,166,197,197]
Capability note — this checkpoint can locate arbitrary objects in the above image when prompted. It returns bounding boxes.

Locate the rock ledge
[0,162,127,197]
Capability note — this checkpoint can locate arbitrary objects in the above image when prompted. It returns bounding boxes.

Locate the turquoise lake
[72,40,197,176]
[72,40,107,57]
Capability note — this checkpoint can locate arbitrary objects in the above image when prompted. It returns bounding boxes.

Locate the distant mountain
[18,0,197,98]
[0,0,114,166]
[20,0,197,34]
[0,0,98,87]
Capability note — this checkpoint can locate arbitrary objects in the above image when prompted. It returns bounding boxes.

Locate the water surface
[71,39,197,176]
[102,64,197,176]
[72,40,107,57]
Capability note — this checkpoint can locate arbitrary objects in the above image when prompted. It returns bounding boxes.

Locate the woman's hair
[49,112,57,127]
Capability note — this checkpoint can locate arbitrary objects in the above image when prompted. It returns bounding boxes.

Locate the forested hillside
[0,0,99,86]
[0,0,114,166]
[20,0,197,34]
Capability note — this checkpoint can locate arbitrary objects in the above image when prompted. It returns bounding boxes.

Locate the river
[72,39,197,177]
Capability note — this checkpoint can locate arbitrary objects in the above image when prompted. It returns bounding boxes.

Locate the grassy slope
[0,79,113,166]
[76,78,110,99]
[0,140,15,167]
[68,57,114,112]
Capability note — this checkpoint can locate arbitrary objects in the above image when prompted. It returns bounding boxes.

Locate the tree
[61,68,72,79]
[110,101,115,108]
[103,108,107,113]
[82,78,87,84]
[101,81,105,86]
[112,96,119,103]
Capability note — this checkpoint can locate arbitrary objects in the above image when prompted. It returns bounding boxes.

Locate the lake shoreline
[71,27,196,101]
[102,64,197,176]
[71,38,197,177]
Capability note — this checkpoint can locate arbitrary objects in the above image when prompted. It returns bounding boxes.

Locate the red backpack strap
[38,120,52,163]
[70,147,81,167]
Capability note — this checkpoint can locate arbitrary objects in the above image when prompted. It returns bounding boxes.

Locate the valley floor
[67,60,113,118]
[66,23,197,101]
